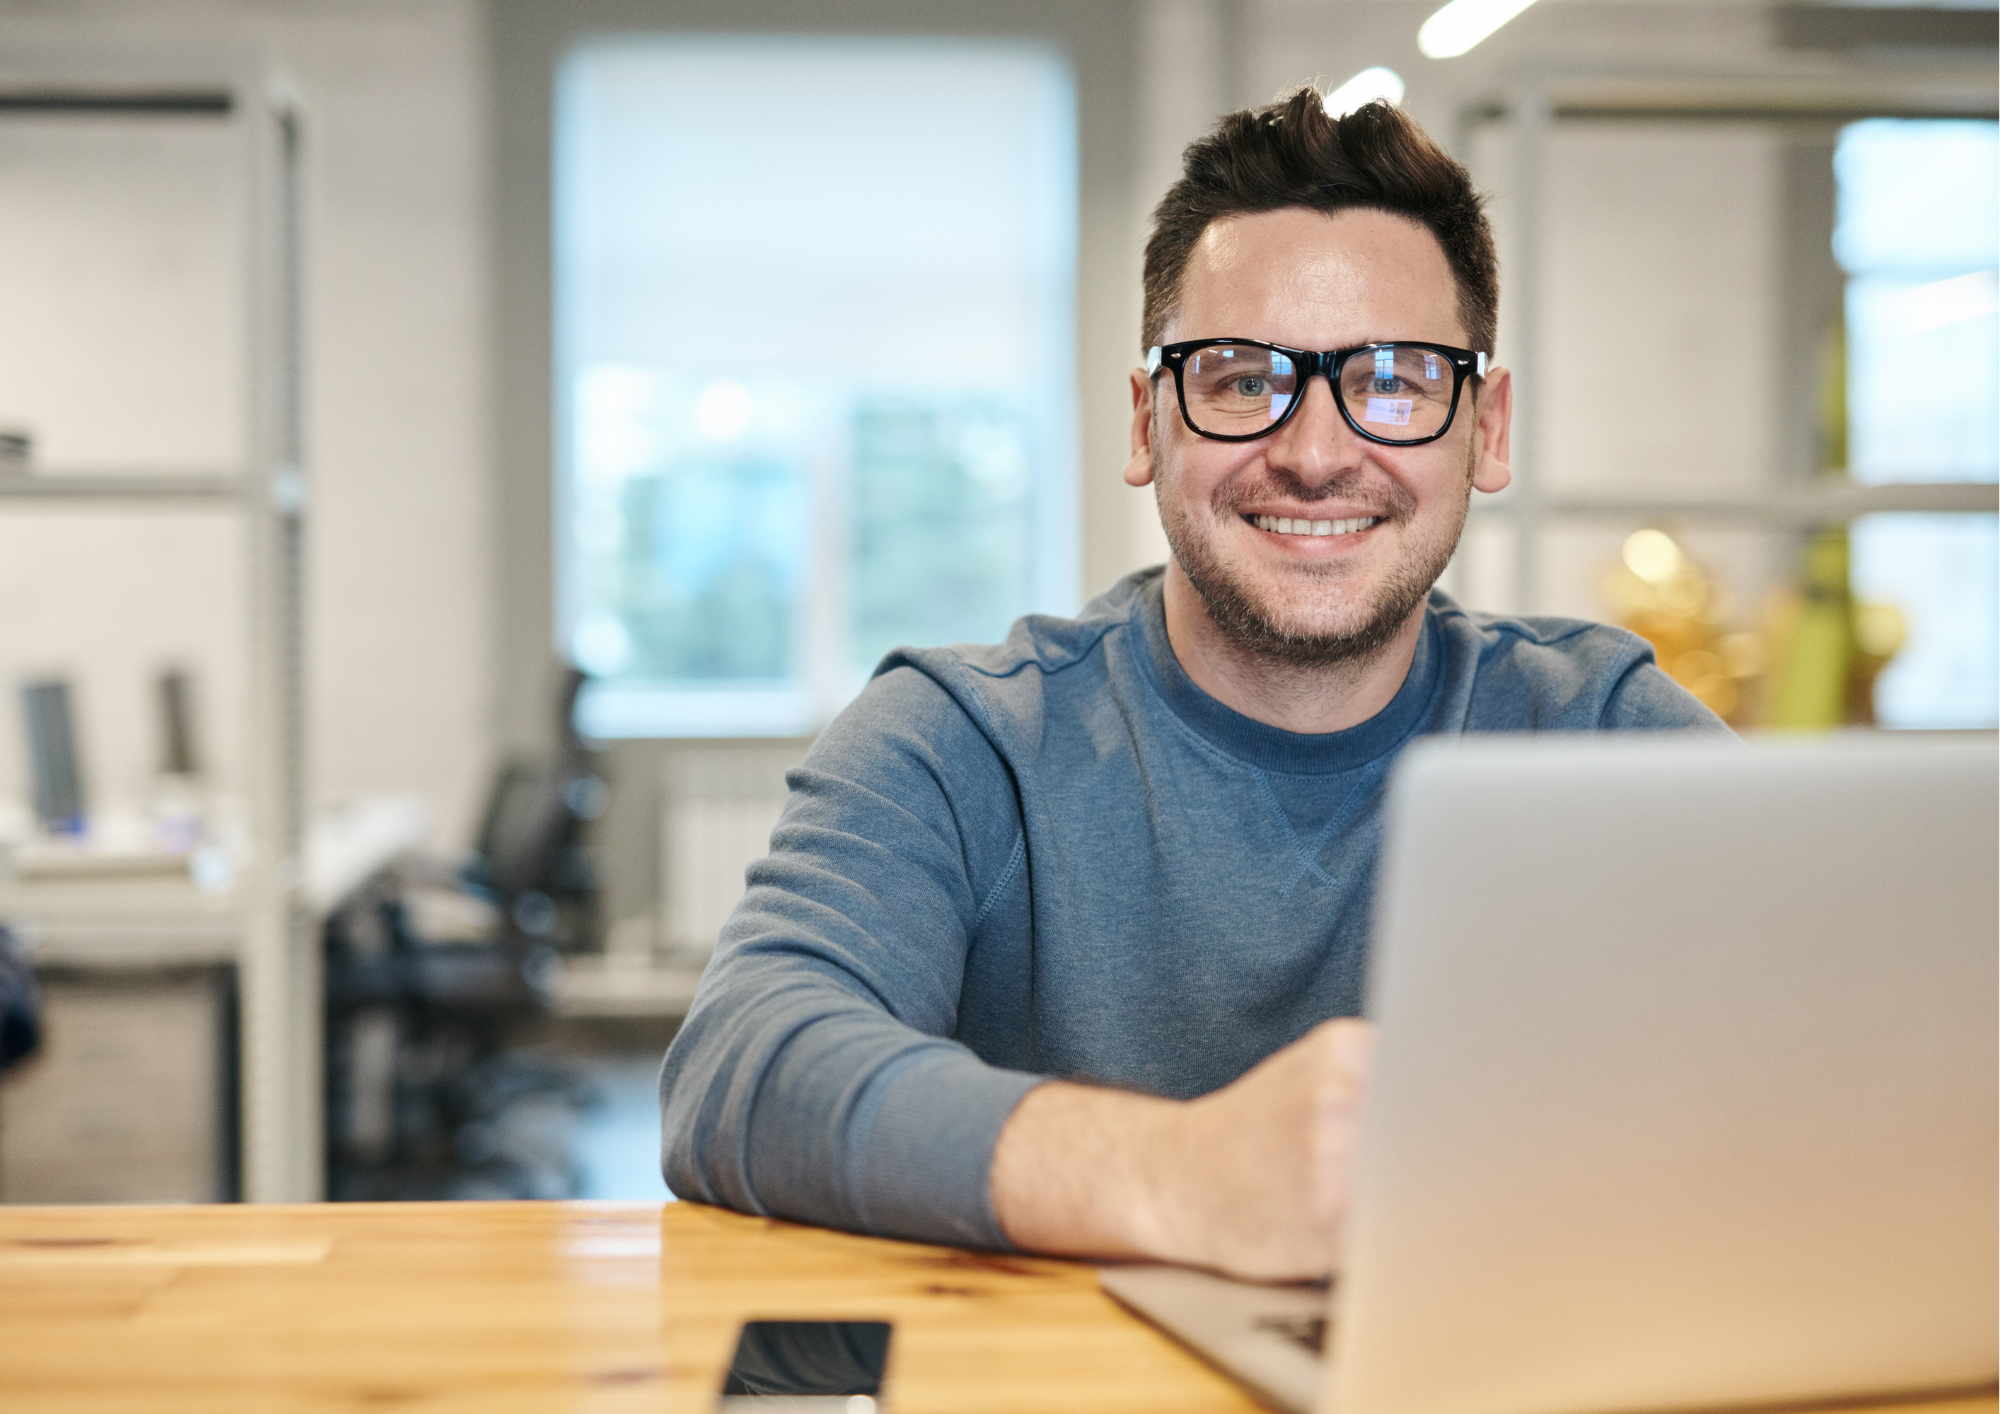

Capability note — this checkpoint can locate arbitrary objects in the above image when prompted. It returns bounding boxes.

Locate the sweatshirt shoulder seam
[957,613,1133,682]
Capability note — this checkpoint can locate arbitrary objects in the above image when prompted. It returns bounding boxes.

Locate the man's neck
[1159,565,1425,736]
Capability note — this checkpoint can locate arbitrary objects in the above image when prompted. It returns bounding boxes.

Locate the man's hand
[989,1019,1376,1280]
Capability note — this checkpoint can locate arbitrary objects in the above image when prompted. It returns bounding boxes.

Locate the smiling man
[1133,201,1511,737]
[659,92,1725,1279]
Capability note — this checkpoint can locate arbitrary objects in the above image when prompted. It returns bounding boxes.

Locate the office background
[0,0,1993,1201]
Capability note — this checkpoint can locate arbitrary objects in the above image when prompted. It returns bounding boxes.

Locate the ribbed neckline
[1130,574,1442,776]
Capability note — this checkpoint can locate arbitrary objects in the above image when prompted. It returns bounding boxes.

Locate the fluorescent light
[1324,66,1406,118]
[1418,0,1544,58]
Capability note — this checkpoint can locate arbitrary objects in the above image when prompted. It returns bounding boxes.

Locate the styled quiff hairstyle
[1142,89,1498,357]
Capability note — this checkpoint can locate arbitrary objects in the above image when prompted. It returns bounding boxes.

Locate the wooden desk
[0,1199,1260,1412]
[1,1199,1993,1414]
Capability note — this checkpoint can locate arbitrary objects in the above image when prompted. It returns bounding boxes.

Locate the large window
[1835,119,1999,729]
[554,38,1079,737]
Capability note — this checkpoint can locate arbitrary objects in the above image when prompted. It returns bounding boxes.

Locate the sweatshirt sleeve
[658,664,1044,1249]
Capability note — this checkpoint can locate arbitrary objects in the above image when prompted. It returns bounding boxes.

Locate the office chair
[324,666,607,1200]
[463,666,605,956]
[0,925,39,1075]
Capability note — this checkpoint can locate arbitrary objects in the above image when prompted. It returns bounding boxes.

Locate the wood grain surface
[0,1198,1261,1413]
[0,1199,1991,1414]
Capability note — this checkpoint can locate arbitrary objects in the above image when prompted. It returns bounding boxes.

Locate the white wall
[0,0,493,847]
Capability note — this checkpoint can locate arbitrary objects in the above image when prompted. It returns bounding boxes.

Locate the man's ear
[1124,368,1156,488]
[1470,365,1513,495]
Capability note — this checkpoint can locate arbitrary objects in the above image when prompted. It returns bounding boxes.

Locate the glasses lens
[1338,345,1455,441]
[1182,344,1298,436]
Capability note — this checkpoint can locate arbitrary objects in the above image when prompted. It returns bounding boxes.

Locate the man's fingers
[1313,1016,1377,1063]
[1304,1018,1377,1098]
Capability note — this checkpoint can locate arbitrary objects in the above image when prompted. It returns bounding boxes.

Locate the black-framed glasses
[1146,338,1489,446]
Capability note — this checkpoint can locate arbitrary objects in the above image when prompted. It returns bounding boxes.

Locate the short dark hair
[1141,88,1498,357]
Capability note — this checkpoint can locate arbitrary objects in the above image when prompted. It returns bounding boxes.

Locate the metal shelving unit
[0,474,245,503]
[0,56,312,1201]
[1455,64,2000,612]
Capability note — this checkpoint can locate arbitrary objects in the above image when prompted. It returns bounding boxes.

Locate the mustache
[1214,468,1414,520]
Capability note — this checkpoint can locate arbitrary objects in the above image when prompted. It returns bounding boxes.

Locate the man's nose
[1265,373,1361,483]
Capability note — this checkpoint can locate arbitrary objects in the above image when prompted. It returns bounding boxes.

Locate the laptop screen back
[1334,737,1997,1414]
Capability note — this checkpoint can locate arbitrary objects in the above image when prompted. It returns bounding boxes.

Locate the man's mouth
[1247,513,1382,539]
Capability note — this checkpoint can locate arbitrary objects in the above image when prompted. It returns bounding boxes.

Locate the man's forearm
[989,1081,1184,1260]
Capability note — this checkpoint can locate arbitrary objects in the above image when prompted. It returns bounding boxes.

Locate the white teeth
[1253,514,1381,537]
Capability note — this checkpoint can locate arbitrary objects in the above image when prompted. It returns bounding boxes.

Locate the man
[659,90,1725,1280]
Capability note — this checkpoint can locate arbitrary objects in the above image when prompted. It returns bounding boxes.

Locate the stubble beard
[1157,442,1474,672]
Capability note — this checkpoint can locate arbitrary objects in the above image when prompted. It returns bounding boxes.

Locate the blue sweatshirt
[659,569,1727,1249]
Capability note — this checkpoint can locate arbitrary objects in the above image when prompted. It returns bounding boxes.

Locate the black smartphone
[715,1319,893,1412]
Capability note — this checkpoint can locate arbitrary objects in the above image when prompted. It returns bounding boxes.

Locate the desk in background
[3,1199,1995,1414]
[0,797,432,1203]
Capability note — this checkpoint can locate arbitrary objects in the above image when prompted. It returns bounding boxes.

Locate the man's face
[1127,207,1512,665]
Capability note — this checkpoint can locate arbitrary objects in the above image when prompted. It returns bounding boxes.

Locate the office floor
[434,1047,672,1202]
[522,1015,677,1202]
[566,1051,671,1201]
[324,1014,677,1204]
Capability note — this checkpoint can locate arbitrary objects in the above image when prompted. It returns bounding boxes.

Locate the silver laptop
[1102,735,1998,1414]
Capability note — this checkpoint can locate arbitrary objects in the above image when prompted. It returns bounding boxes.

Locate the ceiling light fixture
[1417,0,1544,59]
[1324,66,1406,117]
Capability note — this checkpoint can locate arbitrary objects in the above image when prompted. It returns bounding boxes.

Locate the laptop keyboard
[1254,1313,1327,1356]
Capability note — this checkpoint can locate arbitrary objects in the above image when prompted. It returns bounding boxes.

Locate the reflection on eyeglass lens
[1178,342,1460,442]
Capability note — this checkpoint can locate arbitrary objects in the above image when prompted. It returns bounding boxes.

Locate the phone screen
[716,1320,892,1411]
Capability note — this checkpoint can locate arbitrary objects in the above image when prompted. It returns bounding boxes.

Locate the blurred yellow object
[1766,531,1853,730]
[1714,630,1767,680]
[1605,526,1906,730]
[1622,528,1684,584]
[1818,309,1848,474]
[1855,601,1906,660]
[1848,600,1907,722]
[1760,529,1905,729]
[1602,528,1748,723]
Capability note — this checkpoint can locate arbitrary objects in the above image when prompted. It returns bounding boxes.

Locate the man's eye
[1235,376,1267,396]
